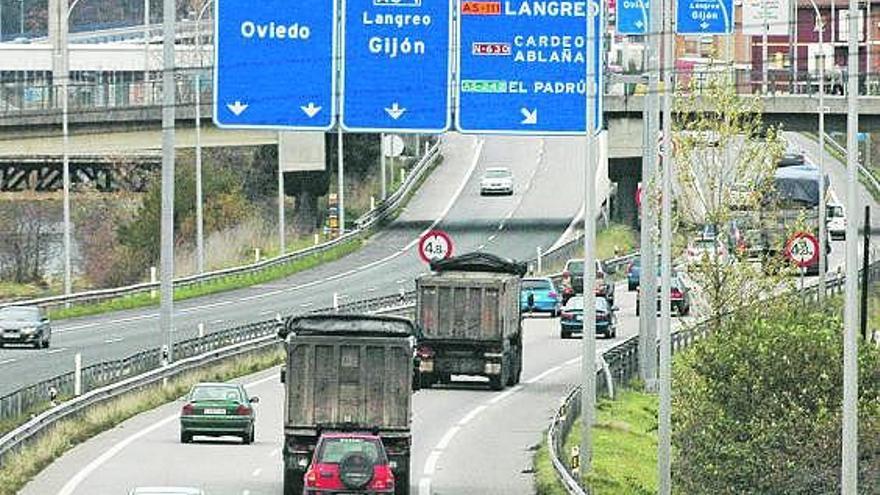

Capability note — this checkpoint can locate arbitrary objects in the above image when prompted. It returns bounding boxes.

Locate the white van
[827,202,846,240]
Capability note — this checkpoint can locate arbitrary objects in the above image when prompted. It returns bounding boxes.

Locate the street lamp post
[194,0,212,272]
[19,0,24,35]
[809,0,828,291]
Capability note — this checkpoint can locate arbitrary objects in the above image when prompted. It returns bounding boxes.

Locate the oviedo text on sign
[214,0,336,130]
[342,0,452,132]
[456,0,604,134]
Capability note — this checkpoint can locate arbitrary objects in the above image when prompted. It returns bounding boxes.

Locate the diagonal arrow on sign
[520,108,538,125]
[226,101,249,116]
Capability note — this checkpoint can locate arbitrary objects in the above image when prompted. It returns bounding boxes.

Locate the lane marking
[457,405,487,426]
[423,450,442,475]
[242,490,251,495]
[486,385,521,405]
[46,348,67,355]
[57,314,155,334]
[268,447,282,458]
[396,279,406,284]
[434,426,460,451]
[0,358,17,366]
[252,468,262,477]
[103,337,123,344]
[526,365,562,384]
[58,370,281,495]
[418,477,432,495]
[300,302,313,307]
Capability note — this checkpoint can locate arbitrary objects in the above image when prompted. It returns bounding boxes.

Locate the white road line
[487,234,496,242]
[486,385,522,405]
[418,477,432,495]
[457,405,487,426]
[434,426,460,451]
[242,490,251,495]
[367,287,377,292]
[0,358,16,366]
[46,348,67,355]
[526,365,562,384]
[57,313,155,334]
[396,279,406,284]
[423,450,442,476]
[58,369,281,495]
[564,356,582,366]
[103,337,123,344]
[268,447,282,458]
[300,302,313,307]
[251,468,262,477]
[211,319,225,324]
[477,244,485,250]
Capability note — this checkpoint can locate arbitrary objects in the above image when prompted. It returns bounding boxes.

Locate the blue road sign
[617,0,649,35]
[341,0,452,133]
[676,0,733,35]
[214,0,335,130]
[456,0,603,135]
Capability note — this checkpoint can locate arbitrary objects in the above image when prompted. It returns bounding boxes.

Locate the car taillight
[304,469,317,487]
[671,288,683,299]
[562,271,570,279]
[548,291,558,299]
[371,466,395,490]
[561,312,574,320]
[416,344,435,359]
[235,404,252,416]
[181,403,194,416]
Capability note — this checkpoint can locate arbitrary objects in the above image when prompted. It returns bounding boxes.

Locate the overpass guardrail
[0,139,440,313]
[546,260,875,494]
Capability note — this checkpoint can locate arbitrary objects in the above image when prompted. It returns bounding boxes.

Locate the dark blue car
[520,277,561,316]
[559,296,618,339]
[626,257,641,291]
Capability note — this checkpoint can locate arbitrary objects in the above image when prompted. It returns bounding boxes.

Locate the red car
[304,433,397,494]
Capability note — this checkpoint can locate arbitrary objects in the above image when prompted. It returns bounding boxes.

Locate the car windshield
[318,437,385,464]
[190,385,243,402]
[522,279,551,290]
[566,261,584,274]
[563,297,607,311]
[484,169,510,178]
[0,307,39,321]
[828,205,844,218]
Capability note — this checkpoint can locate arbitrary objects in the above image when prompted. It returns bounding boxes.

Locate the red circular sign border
[418,229,454,264]
[784,231,820,268]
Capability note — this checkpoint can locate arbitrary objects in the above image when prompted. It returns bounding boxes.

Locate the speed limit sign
[785,232,819,268]
[418,230,454,264]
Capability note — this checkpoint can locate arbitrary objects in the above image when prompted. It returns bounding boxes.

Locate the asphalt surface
[21,280,685,495]
[0,134,590,396]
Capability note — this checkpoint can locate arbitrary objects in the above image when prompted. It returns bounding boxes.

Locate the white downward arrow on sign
[385,102,407,120]
[226,101,248,116]
[700,21,710,29]
[301,103,322,118]
[635,20,644,28]
[520,108,538,125]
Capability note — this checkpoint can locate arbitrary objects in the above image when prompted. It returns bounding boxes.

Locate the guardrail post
[314,233,320,245]
[74,353,82,396]
[370,196,376,211]
[150,266,157,299]
[333,292,339,312]
[198,322,205,338]
[254,248,261,263]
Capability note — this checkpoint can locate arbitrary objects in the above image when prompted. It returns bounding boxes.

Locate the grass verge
[0,346,285,495]
[49,236,364,321]
[596,223,639,260]
[534,388,658,495]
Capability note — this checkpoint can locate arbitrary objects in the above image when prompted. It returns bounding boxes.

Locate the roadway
[20,280,680,495]
[0,133,590,396]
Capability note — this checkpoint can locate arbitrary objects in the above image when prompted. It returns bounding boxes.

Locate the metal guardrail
[823,132,880,196]
[546,260,879,493]
[0,141,440,312]
[0,290,418,464]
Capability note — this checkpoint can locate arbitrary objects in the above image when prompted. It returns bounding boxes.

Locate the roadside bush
[673,297,880,494]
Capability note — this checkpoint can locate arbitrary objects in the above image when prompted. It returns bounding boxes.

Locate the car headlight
[20,327,37,334]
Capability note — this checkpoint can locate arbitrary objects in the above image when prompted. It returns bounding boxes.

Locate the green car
[179,382,258,444]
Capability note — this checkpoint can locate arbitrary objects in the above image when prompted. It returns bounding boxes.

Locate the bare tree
[0,199,60,285]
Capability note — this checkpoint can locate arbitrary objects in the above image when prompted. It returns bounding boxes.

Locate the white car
[827,202,846,240]
[479,167,514,195]
[129,488,206,495]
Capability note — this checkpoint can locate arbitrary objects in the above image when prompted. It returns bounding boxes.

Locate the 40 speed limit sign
[418,230,454,263]
[784,231,820,268]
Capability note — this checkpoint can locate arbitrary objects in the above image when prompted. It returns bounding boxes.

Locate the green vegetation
[49,238,362,320]
[534,389,658,495]
[595,223,638,260]
[674,297,880,494]
[0,281,45,301]
[0,346,285,495]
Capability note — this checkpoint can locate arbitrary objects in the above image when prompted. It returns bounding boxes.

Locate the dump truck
[278,314,415,495]
[415,252,525,391]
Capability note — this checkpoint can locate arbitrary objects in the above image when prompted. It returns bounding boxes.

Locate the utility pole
[579,0,598,480]
[658,0,674,490]
[337,127,345,236]
[762,0,769,93]
[811,0,828,291]
[380,133,387,200]
[640,0,659,390]
[159,0,176,361]
[842,0,860,489]
[195,73,204,273]
[278,145,286,255]
[862,206,871,341]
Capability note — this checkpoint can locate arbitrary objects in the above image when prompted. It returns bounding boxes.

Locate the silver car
[128,488,206,495]
[0,306,51,349]
[479,167,514,195]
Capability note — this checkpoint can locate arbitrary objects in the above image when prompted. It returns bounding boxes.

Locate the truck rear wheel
[284,469,304,495]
